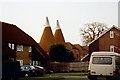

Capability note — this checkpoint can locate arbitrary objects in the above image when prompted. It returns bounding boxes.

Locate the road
[20,75,120,80]
[20,73,120,80]
[60,75,120,80]
[58,76,89,80]
[59,78,88,80]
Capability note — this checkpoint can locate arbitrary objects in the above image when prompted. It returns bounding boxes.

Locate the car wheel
[89,76,97,80]
[106,76,113,80]
[35,73,38,77]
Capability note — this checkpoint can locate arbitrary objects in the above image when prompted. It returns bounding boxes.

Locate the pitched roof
[65,42,76,49]
[73,44,81,50]
[88,25,120,46]
[1,21,48,59]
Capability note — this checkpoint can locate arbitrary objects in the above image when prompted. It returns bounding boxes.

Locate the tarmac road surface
[58,76,89,80]
[59,75,120,80]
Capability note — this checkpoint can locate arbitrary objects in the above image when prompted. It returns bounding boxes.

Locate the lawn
[18,72,88,80]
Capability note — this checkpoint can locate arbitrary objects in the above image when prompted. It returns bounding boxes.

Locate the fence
[49,62,89,73]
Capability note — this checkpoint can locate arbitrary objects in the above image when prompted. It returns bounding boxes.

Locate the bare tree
[81,22,108,45]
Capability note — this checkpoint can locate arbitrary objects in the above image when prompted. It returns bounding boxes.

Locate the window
[11,44,14,50]
[92,57,112,64]
[9,58,15,61]
[17,45,23,51]
[8,43,11,48]
[29,60,32,65]
[8,43,14,50]
[17,60,23,66]
[110,45,114,52]
[28,46,32,52]
[110,31,114,38]
[33,61,35,65]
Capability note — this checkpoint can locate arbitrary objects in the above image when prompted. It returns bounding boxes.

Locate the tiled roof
[88,25,120,46]
[1,21,48,59]
[54,29,65,43]
[54,20,65,44]
[39,27,55,52]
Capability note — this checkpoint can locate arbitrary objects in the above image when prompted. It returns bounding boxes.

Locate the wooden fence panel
[49,62,89,72]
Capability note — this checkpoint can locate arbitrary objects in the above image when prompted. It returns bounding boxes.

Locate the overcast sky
[1,0,119,45]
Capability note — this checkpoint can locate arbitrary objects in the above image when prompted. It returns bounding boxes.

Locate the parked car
[34,66,46,76]
[20,65,37,77]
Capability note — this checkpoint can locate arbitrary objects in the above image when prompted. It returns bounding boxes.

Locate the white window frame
[8,43,11,48]
[110,31,114,38]
[33,61,35,65]
[11,44,14,50]
[8,43,14,50]
[110,45,114,52]
[29,60,32,65]
[17,60,23,66]
[28,46,32,52]
[17,45,23,51]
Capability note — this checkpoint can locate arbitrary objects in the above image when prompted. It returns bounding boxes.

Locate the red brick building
[83,26,120,61]
[2,21,48,66]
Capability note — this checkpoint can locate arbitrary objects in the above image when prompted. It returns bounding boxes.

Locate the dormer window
[17,45,23,51]
[110,31,114,38]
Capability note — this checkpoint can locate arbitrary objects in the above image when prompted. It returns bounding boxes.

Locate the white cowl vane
[56,20,61,30]
[44,17,50,27]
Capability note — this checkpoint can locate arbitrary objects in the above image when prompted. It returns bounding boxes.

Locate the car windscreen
[92,57,112,64]
[21,66,30,71]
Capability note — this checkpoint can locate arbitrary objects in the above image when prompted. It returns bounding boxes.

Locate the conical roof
[54,20,65,44]
[39,17,55,52]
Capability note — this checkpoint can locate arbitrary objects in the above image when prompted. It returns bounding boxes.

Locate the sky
[0,0,119,45]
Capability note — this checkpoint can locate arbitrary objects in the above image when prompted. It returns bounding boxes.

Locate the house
[82,25,120,62]
[2,21,48,67]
